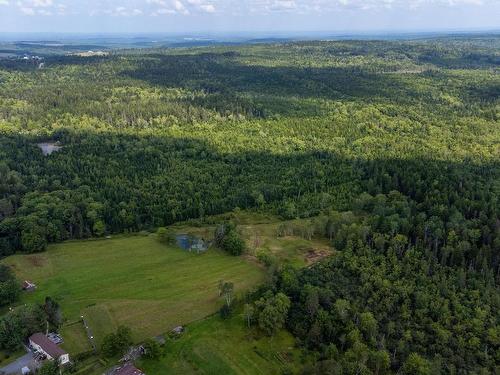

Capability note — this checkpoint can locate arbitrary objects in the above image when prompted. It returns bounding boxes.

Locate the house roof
[29,333,67,359]
[113,363,145,375]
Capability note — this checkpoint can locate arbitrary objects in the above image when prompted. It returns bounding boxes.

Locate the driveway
[0,352,33,375]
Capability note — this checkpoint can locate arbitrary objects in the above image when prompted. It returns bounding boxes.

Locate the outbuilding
[22,280,36,291]
[29,333,70,365]
[171,326,184,335]
[111,363,145,375]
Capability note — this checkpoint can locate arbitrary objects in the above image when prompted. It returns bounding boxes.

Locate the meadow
[137,313,303,375]
[2,234,265,351]
[174,212,332,267]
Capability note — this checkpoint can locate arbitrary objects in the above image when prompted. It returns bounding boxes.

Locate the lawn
[2,234,265,352]
[137,312,304,375]
[60,321,92,354]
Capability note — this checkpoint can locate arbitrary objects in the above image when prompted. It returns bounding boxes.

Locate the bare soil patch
[26,255,46,267]
[304,247,331,265]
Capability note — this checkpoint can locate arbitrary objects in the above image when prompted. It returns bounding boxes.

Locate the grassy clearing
[240,221,332,267]
[60,321,92,355]
[83,304,118,348]
[3,234,265,351]
[2,214,329,373]
[176,212,333,267]
[137,313,303,375]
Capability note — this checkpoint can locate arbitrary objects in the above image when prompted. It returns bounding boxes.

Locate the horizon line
[1,28,499,35]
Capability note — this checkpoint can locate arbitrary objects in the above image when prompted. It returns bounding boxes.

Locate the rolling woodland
[0,36,499,374]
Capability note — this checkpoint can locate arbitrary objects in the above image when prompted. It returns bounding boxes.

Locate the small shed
[21,366,31,375]
[171,326,184,335]
[109,363,145,375]
[22,280,36,291]
[120,345,145,362]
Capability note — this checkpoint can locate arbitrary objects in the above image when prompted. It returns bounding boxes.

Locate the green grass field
[60,321,92,354]
[137,313,303,375]
[1,214,330,374]
[3,234,265,352]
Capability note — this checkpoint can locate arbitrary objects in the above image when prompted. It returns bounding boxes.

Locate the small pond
[37,142,63,156]
[175,234,209,253]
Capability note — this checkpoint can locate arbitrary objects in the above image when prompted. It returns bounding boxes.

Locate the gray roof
[113,363,145,375]
[29,333,67,359]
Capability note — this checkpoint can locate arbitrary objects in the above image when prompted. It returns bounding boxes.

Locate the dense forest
[0,36,499,373]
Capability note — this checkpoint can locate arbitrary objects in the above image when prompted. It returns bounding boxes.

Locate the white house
[29,333,70,365]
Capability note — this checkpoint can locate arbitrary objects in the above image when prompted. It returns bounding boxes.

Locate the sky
[0,0,499,34]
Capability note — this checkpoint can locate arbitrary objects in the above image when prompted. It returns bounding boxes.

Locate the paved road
[0,352,33,375]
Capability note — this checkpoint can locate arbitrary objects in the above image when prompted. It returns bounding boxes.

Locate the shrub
[214,222,245,256]
[219,303,233,319]
[101,326,132,358]
[157,227,175,244]
[222,231,245,256]
[143,338,162,359]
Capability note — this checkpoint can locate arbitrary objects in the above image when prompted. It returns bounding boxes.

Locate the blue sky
[0,0,499,33]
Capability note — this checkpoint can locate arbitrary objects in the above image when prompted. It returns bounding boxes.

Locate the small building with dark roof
[29,333,70,364]
[111,363,145,375]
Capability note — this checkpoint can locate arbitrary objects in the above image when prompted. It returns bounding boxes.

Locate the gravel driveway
[0,352,34,375]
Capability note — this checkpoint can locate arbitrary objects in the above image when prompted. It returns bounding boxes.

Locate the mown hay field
[3,235,264,352]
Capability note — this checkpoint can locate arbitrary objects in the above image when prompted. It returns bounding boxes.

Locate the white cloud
[270,0,297,10]
[19,6,35,14]
[56,3,65,14]
[32,0,52,7]
[188,0,216,13]
[11,0,494,19]
[149,0,200,15]
[146,0,217,15]
[15,0,60,15]
[153,7,176,14]
[243,0,490,13]
[199,3,215,12]
[0,0,9,5]
[110,6,143,16]
[173,0,189,14]
[147,0,168,6]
